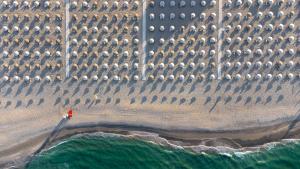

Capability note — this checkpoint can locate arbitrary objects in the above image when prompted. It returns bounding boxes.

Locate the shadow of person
[27,117,69,166]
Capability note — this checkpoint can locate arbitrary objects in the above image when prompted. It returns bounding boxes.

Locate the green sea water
[26,133,300,169]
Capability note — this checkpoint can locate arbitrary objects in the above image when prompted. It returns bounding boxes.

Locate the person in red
[67,109,73,119]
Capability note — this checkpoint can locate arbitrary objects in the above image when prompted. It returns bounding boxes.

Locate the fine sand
[1,91,300,168]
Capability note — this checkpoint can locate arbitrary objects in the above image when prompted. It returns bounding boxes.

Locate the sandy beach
[0,79,300,168]
[1,113,300,168]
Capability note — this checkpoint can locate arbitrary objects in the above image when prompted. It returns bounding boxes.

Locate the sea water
[26,133,300,169]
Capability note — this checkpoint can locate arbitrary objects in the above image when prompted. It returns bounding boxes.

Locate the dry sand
[0,80,300,168]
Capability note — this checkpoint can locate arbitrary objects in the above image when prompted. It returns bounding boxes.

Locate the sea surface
[26,133,300,169]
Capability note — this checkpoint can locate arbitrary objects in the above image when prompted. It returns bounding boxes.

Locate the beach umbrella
[266,74,273,80]
[200,13,206,19]
[224,62,231,68]
[3,76,9,82]
[133,75,139,81]
[190,0,196,6]
[209,74,216,80]
[179,75,185,81]
[287,73,294,80]
[245,74,252,80]
[133,63,139,69]
[199,62,206,68]
[24,76,30,82]
[225,74,232,80]
[276,74,283,80]
[35,76,41,82]
[255,74,262,80]
[159,75,165,81]
[3,51,8,57]
[13,76,20,83]
[169,75,175,81]
[92,75,98,81]
[45,76,51,82]
[235,74,241,80]
[168,63,175,69]
[189,75,195,80]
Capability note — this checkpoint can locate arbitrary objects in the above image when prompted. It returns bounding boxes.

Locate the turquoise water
[26,134,300,169]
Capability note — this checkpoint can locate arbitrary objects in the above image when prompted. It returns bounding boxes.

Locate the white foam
[46,139,70,151]
[45,132,300,158]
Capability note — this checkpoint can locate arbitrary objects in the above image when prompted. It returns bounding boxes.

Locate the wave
[44,131,300,157]
[45,139,71,152]
[26,132,300,169]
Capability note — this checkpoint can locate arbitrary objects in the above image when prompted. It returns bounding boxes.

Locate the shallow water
[26,134,300,169]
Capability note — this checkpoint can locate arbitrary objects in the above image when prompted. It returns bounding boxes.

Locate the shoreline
[2,118,300,168]
[52,116,300,148]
